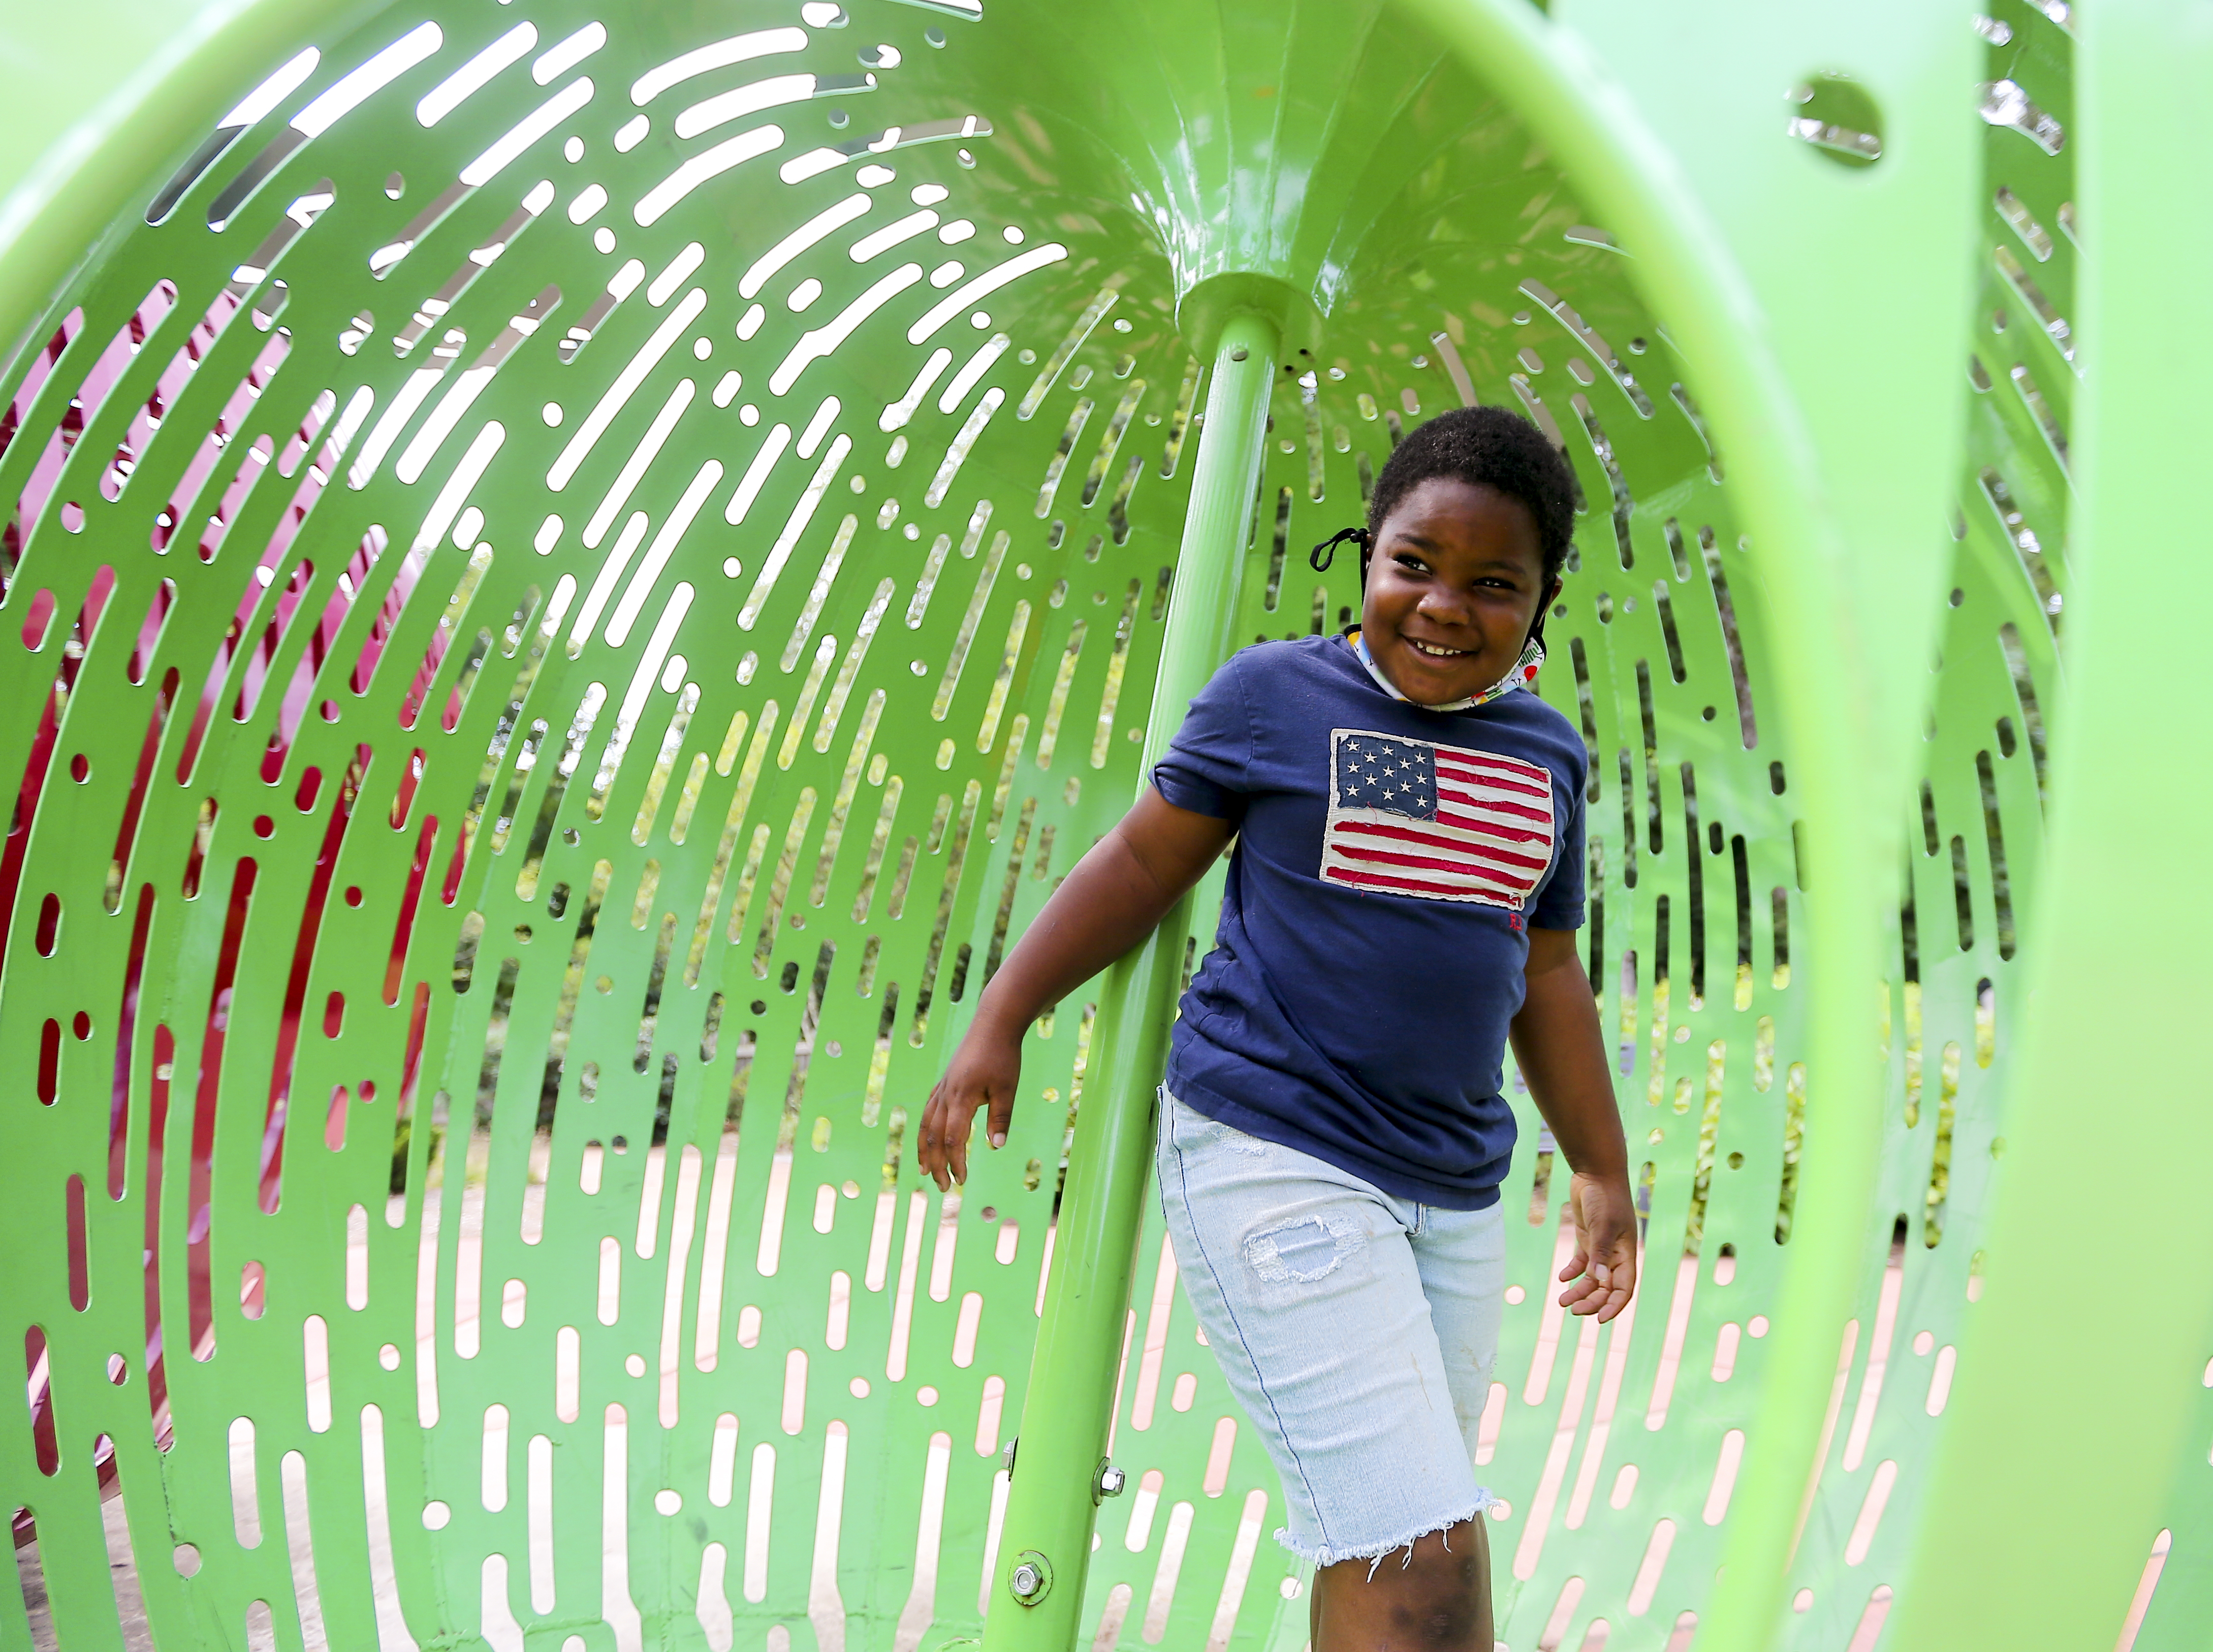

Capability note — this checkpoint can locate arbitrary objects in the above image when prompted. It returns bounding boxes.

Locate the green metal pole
[982,308,1281,1652]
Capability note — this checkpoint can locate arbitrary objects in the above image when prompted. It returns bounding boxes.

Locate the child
[919,405,1636,1651]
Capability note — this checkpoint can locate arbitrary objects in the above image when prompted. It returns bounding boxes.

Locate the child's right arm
[915,786,1236,1190]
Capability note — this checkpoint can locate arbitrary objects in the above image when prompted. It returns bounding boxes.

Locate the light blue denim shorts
[1154,1087,1507,1570]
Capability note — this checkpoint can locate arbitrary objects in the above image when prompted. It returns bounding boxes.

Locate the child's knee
[1334,1523,1492,1647]
[1401,1523,1488,1591]
[1380,1550,1490,1648]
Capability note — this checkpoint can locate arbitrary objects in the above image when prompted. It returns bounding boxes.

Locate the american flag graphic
[1319,729,1556,908]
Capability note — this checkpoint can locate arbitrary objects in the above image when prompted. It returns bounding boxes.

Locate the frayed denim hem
[1272,1489,1497,1579]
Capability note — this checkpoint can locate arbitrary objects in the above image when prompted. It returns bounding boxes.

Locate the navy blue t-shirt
[1151,634,1588,1209]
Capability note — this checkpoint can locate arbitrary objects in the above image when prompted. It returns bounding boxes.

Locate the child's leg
[1311,1517,1493,1651]
[1408,1199,1510,1456]
[1153,1091,1495,1649]
[1301,1203,1513,1652]
[1302,1200,1508,1651]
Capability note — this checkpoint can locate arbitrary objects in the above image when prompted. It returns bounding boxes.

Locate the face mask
[1348,627,1544,712]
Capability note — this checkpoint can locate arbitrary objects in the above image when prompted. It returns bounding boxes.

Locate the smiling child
[919,405,1635,1651]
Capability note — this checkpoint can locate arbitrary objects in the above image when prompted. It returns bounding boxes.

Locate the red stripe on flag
[1435,752,1552,797]
[1329,840,1539,887]
[1323,864,1525,901]
[1435,775,1552,809]
[1435,767,1550,805]
[1432,795,1553,832]
[1333,819,1551,873]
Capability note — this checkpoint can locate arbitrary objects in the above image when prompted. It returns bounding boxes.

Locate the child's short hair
[1366,406,1578,585]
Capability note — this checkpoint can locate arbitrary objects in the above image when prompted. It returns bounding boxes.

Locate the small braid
[1304,406,1577,589]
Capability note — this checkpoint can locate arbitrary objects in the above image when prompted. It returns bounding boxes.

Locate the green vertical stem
[982,308,1280,1652]
[1887,3,2213,1645]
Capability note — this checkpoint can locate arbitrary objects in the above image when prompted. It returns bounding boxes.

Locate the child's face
[1361,478,1551,706]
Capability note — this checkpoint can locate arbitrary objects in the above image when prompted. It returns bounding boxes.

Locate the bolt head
[1099,1466,1126,1497]
[1009,1547,1053,1604]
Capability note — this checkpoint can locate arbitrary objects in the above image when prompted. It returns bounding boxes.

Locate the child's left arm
[1509,929,1638,1321]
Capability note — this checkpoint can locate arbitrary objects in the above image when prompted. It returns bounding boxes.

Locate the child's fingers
[918,1088,966,1191]
[952,1103,981,1185]
[1560,1255,1631,1313]
[1585,1250,1636,1319]
[1599,1238,1638,1302]
[1563,1275,1632,1319]
[986,1084,1015,1152]
[947,1095,982,1186]
[914,1093,938,1179]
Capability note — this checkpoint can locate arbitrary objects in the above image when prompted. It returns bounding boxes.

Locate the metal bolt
[1009,1549,1052,1604]
[1098,1463,1126,1498]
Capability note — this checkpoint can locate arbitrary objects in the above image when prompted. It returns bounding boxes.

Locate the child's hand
[1558,1168,1638,1322]
[917,1019,1023,1191]
[908,789,1230,1191]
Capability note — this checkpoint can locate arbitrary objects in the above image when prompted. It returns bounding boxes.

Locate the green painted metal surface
[0,0,238,210]
[1889,4,2213,1647]
[0,3,2199,1651]
[984,307,1280,1652]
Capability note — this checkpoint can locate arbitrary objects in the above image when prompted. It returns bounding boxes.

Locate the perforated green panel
[0,4,2201,1652]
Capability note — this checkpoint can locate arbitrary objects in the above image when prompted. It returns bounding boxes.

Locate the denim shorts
[1153,1087,1507,1569]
